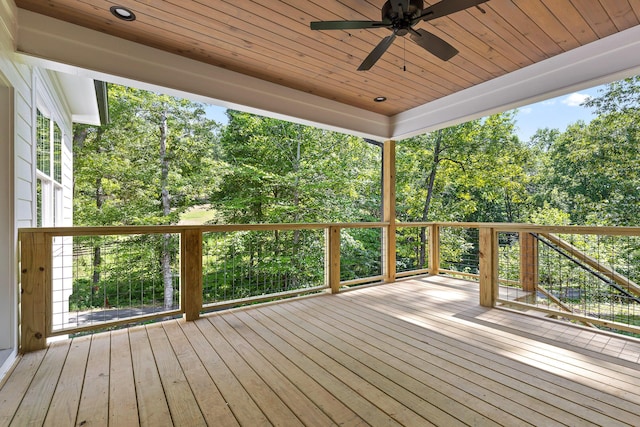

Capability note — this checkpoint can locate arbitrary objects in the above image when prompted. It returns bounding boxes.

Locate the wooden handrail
[17,221,640,352]
[19,222,390,236]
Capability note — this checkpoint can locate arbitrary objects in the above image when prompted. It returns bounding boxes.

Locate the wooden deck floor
[2,276,640,426]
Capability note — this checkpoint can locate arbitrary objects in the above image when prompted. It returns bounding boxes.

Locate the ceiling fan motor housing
[382,0,424,35]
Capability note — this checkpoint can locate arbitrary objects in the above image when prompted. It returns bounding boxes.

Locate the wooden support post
[520,232,538,292]
[428,224,440,275]
[182,229,203,321]
[20,231,50,353]
[479,227,498,307]
[382,140,396,283]
[326,226,341,294]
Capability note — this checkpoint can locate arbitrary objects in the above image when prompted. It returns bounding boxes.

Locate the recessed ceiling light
[373,96,387,102]
[110,6,136,21]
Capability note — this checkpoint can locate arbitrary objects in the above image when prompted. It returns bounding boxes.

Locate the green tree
[396,112,532,267]
[540,77,640,225]
[74,84,221,308]
[209,111,383,285]
[213,110,380,224]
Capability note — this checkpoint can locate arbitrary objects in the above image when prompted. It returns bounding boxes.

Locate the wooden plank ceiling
[14,0,640,116]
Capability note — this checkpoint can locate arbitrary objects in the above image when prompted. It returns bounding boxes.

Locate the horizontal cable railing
[18,222,640,352]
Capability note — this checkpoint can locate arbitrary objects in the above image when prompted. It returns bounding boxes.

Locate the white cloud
[519,107,533,114]
[562,93,591,107]
[542,100,556,106]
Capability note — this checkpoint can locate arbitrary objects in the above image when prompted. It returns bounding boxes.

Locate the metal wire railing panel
[395,225,430,275]
[202,229,327,305]
[53,233,181,333]
[498,231,640,335]
[439,226,480,281]
[338,227,383,284]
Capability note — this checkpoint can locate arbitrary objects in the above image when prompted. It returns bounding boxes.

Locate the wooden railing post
[182,229,203,321]
[382,139,396,283]
[326,226,341,294]
[479,227,498,307]
[520,232,538,292]
[428,224,440,275]
[20,231,50,352]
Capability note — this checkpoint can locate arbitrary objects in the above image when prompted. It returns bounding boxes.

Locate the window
[37,110,50,175]
[36,109,63,227]
[54,122,62,183]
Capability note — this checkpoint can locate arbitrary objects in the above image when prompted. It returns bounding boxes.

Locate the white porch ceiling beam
[390,24,640,141]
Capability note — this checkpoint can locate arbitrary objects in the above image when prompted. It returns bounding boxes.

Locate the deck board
[0,350,46,425]
[43,335,90,427]
[146,323,207,427]
[75,333,111,426]
[108,329,139,426]
[128,326,173,427]
[161,321,239,426]
[329,293,634,425]
[2,276,640,426]
[290,298,585,426]
[178,319,269,426]
[10,340,70,426]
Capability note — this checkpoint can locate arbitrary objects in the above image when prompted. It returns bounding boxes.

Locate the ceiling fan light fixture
[110,6,136,21]
[310,0,488,70]
[374,96,387,102]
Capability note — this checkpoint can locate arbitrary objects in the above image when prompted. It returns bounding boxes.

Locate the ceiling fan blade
[358,34,396,71]
[416,0,489,23]
[410,28,458,61]
[310,20,387,30]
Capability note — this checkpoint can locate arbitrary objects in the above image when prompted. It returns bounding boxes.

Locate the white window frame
[35,106,64,227]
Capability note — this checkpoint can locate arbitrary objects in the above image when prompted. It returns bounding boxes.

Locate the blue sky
[205,84,606,142]
[509,85,604,142]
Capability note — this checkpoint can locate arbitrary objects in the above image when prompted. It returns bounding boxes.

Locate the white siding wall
[0,0,31,376]
[1,0,76,376]
[33,68,74,330]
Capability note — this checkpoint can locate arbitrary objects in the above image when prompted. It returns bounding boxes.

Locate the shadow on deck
[1,276,640,426]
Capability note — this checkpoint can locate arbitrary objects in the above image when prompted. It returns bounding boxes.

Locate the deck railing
[18,222,640,352]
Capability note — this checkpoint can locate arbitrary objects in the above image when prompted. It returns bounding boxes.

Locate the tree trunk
[93,176,103,287]
[159,111,174,309]
[86,127,105,304]
[291,134,302,288]
[419,130,442,268]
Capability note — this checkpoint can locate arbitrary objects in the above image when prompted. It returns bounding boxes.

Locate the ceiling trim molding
[0,0,16,52]
[15,9,391,140]
[390,24,640,140]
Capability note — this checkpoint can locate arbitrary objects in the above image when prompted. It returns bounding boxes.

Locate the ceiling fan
[310,0,489,70]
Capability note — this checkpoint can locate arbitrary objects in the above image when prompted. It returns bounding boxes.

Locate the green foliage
[397,111,534,224]
[73,85,222,226]
[213,111,381,224]
[534,78,640,226]
[71,76,640,315]
[202,230,326,302]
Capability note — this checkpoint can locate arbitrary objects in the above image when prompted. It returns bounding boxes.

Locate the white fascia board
[16,9,391,141]
[53,71,101,125]
[390,24,640,141]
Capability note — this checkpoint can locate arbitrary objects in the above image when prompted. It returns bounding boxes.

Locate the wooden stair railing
[541,232,640,298]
